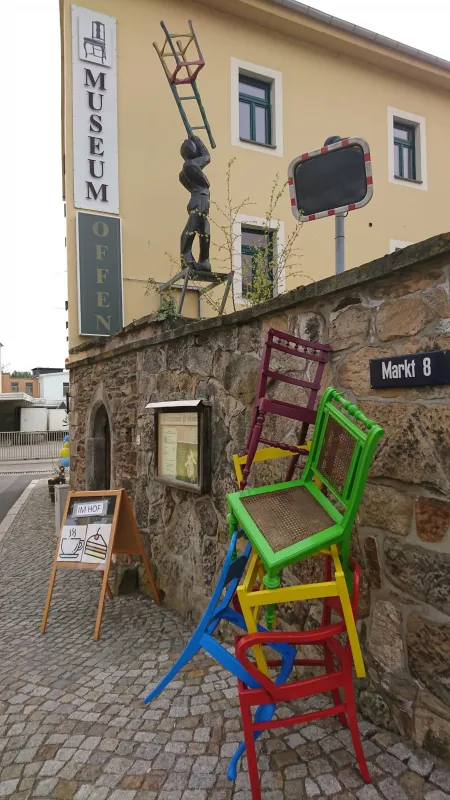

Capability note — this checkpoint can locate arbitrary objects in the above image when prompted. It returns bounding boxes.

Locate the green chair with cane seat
[227,388,384,678]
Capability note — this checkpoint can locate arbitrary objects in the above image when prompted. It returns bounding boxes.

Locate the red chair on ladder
[228,557,370,799]
[239,328,330,489]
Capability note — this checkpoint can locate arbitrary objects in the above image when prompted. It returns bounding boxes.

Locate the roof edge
[270,0,450,73]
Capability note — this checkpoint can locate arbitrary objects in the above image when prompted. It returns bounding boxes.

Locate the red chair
[229,558,370,799]
[240,328,330,489]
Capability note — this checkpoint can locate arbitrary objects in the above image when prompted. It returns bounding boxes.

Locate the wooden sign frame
[40,489,160,640]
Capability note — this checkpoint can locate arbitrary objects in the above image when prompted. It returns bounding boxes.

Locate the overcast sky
[0,0,448,372]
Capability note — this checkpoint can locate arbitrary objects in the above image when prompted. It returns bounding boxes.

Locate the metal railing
[0,431,66,462]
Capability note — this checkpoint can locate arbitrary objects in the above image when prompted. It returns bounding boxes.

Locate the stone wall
[69,232,450,757]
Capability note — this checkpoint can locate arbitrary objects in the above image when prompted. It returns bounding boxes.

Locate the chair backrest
[234,556,362,697]
[246,328,330,450]
[201,531,296,688]
[202,530,251,635]
[303,388,384,565]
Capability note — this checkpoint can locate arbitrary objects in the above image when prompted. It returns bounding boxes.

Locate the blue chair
[143,530,295,703]
[228,703,278,782]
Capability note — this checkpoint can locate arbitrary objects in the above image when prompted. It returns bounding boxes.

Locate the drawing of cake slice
[84,531,108,560]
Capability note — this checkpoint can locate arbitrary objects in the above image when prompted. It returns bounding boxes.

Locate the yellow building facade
[60,0,450,357]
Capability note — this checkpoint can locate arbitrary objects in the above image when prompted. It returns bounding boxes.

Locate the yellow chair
[236,543,366,678]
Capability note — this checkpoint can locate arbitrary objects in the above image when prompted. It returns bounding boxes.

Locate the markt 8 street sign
[370,350,450,389]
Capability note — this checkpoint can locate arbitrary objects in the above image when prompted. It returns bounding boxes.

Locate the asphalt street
[0,474,36,524]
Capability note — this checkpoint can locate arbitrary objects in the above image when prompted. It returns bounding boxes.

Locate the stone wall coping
[68,231,450,370]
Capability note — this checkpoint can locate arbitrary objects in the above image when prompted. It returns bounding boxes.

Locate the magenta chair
[240,328,330,489]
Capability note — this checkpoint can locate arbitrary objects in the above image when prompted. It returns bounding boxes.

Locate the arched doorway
[89,404,111,490]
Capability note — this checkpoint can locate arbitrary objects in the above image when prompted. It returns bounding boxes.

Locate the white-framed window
[231,58,283,157]
[389,239,413,253]
[232,214,285,304]
[387,107,427,191]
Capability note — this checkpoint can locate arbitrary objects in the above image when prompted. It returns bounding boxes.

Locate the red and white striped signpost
[288,136,373,274]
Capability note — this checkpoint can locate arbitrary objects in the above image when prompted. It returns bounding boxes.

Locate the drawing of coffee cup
[60,538,83,556]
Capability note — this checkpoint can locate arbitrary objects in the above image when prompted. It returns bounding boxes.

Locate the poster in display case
[146,400,211,493]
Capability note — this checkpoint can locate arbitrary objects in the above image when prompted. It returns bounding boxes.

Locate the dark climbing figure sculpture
[179,135,211,272]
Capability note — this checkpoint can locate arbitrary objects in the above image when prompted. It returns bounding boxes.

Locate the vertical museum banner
[77,212,123,336]
[71,6,119,213]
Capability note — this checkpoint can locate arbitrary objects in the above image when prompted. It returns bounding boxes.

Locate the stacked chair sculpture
[143,328,384,799]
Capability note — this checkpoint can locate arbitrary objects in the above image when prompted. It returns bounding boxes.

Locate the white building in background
[38,371,69,404]
[0,367,70,432]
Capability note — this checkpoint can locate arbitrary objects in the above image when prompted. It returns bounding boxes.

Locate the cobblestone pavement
[1,482,450,800]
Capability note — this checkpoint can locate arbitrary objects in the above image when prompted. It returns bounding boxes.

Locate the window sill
[239,137,277,150]
[394,175,422,185]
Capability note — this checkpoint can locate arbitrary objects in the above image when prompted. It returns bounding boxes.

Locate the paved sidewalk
[0,482,449,800]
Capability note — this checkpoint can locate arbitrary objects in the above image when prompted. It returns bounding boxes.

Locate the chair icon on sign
[83,21,107,63]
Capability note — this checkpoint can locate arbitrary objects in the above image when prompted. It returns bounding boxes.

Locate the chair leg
[262,571,280,631]
[338,588,366,679]
[240,413,265,489]
[343,671,371,783]
[227,701,276,782]
[143,640,199,703]
[323,645,347,727]
[333,552,366,679]
[236,586,269,676]
[286,421,309,480]
[285,452,300,481]
[241,700,262,800]
[227,511,238,558]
